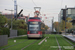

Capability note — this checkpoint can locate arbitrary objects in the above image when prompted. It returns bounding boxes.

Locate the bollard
[14,40,16,42]
[45,40,47,42]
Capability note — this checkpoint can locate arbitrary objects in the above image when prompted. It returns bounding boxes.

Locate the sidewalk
[63,34,75,43]
[8,35,27,39]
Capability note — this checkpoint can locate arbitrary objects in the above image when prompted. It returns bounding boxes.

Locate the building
[0,13,29,23]
[2,14,14,19]
[17,16,29,23]
[67,8,75,19]
[59,7,75,22]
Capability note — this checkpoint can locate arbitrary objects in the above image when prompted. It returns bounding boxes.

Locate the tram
[27,17,44,38]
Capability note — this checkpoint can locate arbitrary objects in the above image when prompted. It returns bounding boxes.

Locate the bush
[17,29,27,36]
[58,32,62,34]
[67,28,75,33]
[0,28,10,37]
[0,29,3,35]
[51,32,62,34]
[51,32,57,34]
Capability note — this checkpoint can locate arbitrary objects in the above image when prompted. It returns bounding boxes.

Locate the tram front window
[29,25,39,31]
[28,22,41,31]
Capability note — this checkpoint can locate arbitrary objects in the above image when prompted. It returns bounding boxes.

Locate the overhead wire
[11,0,34,14]
[32,0,37,7]
[41,0,63,17]
[11,0,63,16]
[11,0,32,10]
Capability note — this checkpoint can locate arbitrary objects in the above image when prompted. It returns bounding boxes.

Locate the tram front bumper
[27,34,42,38]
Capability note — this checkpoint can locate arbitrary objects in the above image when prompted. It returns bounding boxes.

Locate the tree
[60,20,65,31]
[7,19,11,28]
[66,17,72,29]
[66,22,72,29]
[41,23,49,32]
[0,14,7,28]
[54,22,59,32]
[41,23,45,32]
[8,19,27,30]
[12,20,27,29]
[45,25,49,31]
[59,17,72,32]
[66,17,72,22]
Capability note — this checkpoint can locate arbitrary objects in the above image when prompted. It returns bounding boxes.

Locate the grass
[0,36,28,50]
[6,40,36,50]
[24,34,75,50]
[0,34,75,50]
[56,35,75,50]
[25,34,58,50]
[64,37,75,45]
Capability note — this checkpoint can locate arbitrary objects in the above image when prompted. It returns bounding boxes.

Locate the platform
[63,35,75,43]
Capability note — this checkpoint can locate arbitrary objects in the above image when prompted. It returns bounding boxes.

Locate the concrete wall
[10,30,17,37]
[0,35,8,46]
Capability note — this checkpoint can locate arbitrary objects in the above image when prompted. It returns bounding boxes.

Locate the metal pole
[58,14,59,34]
[16,5,17,19]
[65,5,67,35]
[53,17,54,32]
[5,9,13,30]
[11,11,13,30]
[52,17,54,32]
[52,19,53,32]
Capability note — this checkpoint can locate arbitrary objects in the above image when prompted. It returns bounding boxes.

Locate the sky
[0,0,75,27]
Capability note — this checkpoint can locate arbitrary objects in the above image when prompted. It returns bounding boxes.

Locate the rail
[55,35,62,50]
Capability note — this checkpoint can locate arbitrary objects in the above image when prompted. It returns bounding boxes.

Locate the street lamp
[5,9,14,30]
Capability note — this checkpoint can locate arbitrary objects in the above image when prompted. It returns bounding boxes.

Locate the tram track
[61,35,75,48]
[1,34,75,50]
[1,40,28,50]
[56,35,75,50]
[55,35,62,50]
[21,39,38,50]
